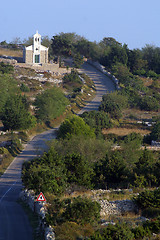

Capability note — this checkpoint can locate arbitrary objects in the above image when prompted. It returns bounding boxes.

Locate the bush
[22,149,67,195]
[34,87,69,122]
[94,151,127,188]
[99,92,128,120]
[50,135,109,163]
[143,217,160,234]
[1,94,36,130]
[133,188,160,209]
[0,62,14,74]
[20,83,30,92]
[142,208,160,218]
[89,223,134,240]
[132,225,151,239]
[57,115,95,139]
[63,197,101,225]
[139,96,159,111]
[63,69,83,91]
[0,147,5,154]
[80,110,112,136]
[150,121,160,141]
[64,153,94,188]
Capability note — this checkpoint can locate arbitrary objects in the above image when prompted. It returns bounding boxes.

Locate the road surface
[0,62,115,240]
[79,62,115,114]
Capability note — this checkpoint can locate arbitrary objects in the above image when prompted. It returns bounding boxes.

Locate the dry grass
[123,108,160,120]
[0,47,23,57]
[102,127,151,136]
[140,77,153,87]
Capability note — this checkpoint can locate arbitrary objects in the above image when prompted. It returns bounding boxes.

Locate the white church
[23,31,48,64]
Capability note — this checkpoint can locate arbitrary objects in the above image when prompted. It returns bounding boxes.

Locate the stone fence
[19,189,55,240]
[98,199,137,217]
[87,60,120,90]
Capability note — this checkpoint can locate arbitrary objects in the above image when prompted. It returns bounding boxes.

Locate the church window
[35,55,40,63]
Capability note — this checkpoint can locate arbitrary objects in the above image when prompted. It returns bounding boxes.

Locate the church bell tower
[33,31,41,63]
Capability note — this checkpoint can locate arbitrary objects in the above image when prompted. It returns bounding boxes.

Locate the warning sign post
[36,192,46,202]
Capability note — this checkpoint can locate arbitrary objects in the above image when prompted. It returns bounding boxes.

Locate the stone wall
[98,199,137,217]
[19,190,55,240]
[25,50,33,64]
[87,60,120,90]
[0,58,17,64]
[41,50,48,64]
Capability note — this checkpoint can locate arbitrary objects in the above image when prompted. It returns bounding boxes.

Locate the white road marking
[0,181,17,203]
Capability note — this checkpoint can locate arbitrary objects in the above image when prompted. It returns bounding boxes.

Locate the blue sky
[1,0,160,49]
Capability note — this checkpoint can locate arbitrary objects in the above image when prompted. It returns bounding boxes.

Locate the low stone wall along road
[0,62,115,240]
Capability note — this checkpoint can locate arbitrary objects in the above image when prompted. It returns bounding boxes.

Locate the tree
[112,63,132,85]
[99,92,128,119]
[140,96,159,111]
[1,94,36,130]
[50,135,109,163]
[23,36,33,46]
[22,149,67,194]
[134,149,156,187]
[57,115,95,139]
[142,44,160,74]
[94,151,126,188]
[51,34,72,63]
[150,121,160,141]
[80,110,111,136]
[64,153,94,187]
[73,53,84,68]
[0,73,18,112]
[120,133,143,169]
[34,87,69,122]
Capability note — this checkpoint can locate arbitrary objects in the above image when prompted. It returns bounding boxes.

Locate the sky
[0,0,160,49]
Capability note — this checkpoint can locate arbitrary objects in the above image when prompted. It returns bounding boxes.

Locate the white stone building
[23,31,48,64]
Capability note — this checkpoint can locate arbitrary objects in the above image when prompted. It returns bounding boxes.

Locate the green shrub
[34,87,69,121]
[89,223,134,240]
[139,96,159,111]
[143,217,160,234]
[0,147,5,154]
[20,83,30,92]
[57,115,95,139]
[0,62,14,74]
[133,188,160,209]
[64,153,94,188]
[99,92,128,120]
[22,149,67,195]
[142,208,160,218]
[132,225,151,239]
[80,110,112,137]
[63,197,101,225]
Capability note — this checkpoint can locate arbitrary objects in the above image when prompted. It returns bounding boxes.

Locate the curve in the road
[78,62,115,114]
[0,62,115,240]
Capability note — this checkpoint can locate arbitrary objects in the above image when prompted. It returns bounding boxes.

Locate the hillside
[1,36,160,239]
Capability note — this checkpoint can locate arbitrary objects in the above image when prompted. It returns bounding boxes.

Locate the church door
[35,55,40,63]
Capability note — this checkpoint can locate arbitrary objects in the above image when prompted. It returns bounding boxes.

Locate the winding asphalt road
[0,62,115,240]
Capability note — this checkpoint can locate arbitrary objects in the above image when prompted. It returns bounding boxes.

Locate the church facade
[23,31,48,64]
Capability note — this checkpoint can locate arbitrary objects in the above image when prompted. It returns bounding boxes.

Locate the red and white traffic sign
[36,192,46,202]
